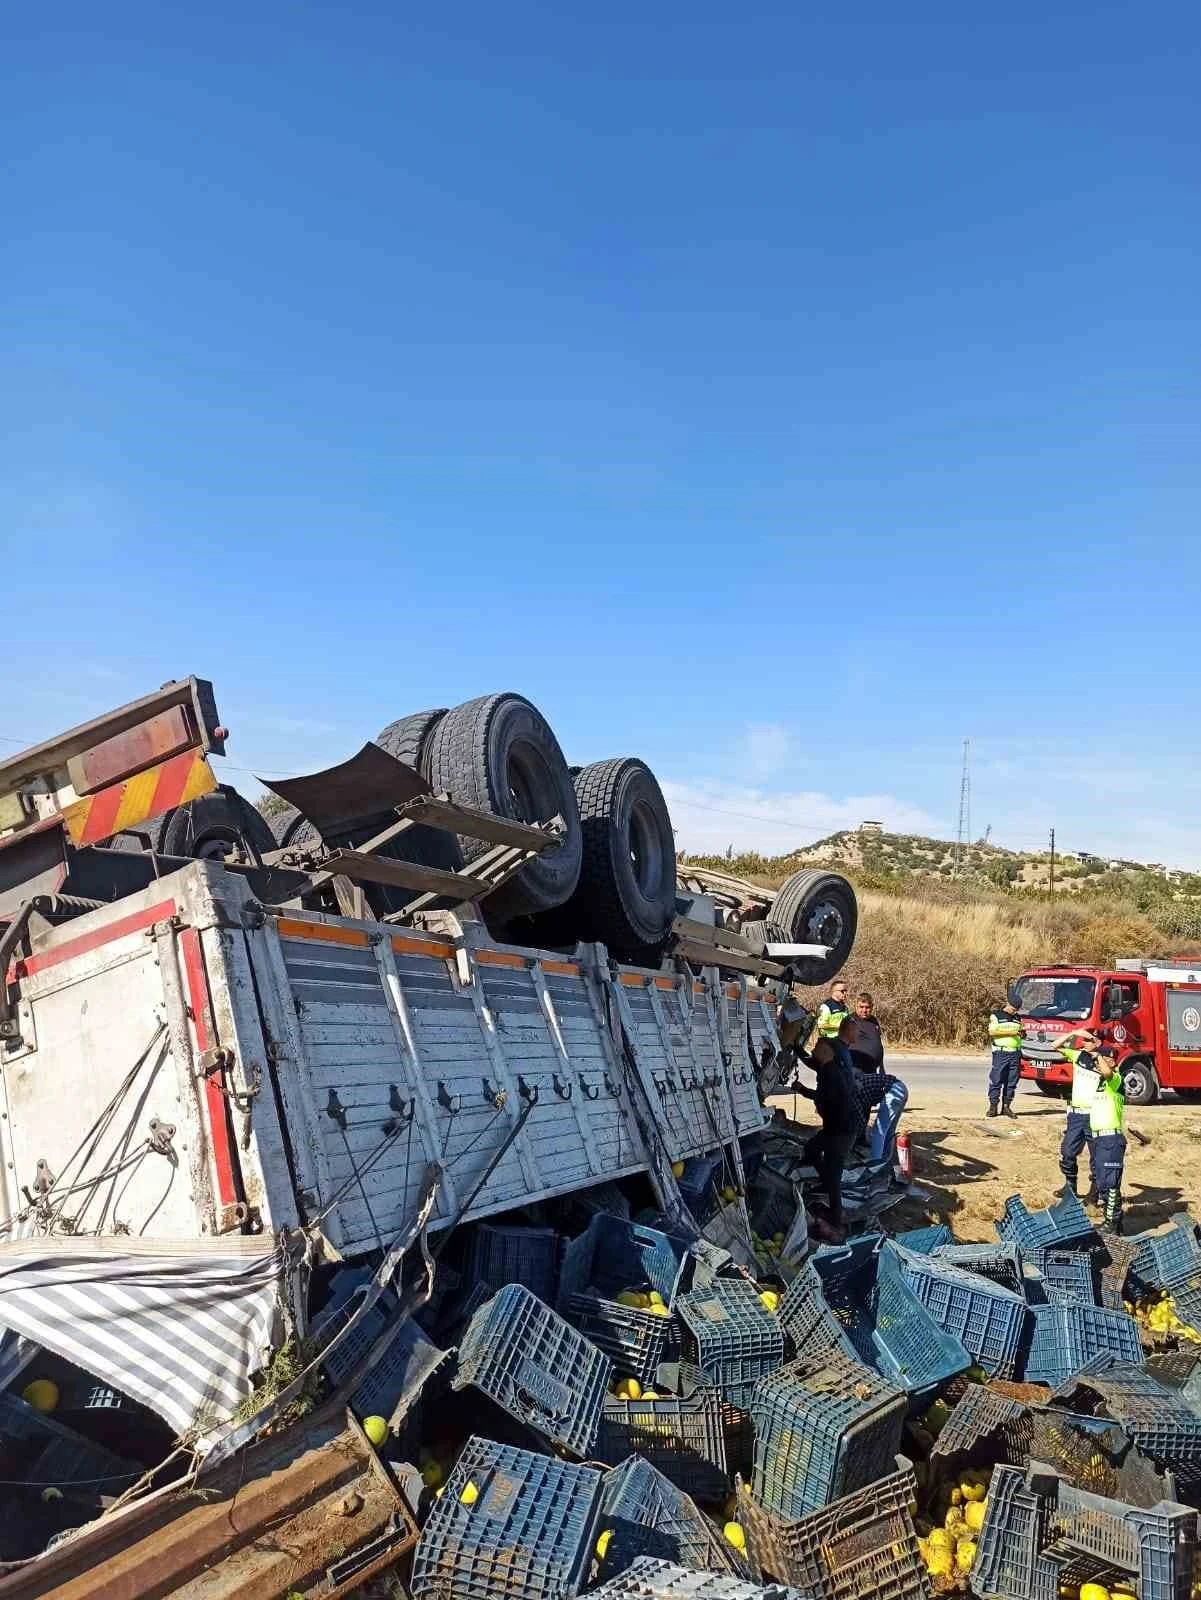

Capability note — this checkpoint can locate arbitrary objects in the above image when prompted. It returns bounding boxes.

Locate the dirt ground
[884,1084,1201,1240]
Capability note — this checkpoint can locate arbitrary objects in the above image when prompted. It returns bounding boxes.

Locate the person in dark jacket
[846,995,910,1161]
[795,1036,858,1241]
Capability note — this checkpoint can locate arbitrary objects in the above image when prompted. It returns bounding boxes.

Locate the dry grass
[792,884,1199,1048]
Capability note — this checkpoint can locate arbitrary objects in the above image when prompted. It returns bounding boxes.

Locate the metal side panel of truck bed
[1,861,768,1256]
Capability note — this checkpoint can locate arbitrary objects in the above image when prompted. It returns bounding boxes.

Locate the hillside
[680,837,1201,1047]
[785,828,1201,896]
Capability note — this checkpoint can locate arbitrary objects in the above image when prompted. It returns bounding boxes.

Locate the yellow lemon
[420,1460,443,1490]
[1111,1592,1136,1600]
[759,1290,780,1314]
[927,1550,953,1579]
[928,1528,953,1552]
[648,1290,665,1306]
[723,1521,746,1551]
[721,1186,737,1202]
[625,1379,642,1400]
[362,1414,388,1447]
[965,1501,986,1533]
[950,1487,963,1506]
[671,1161,686,1178]
[641,1389,660,1399]
[21,1379,59,1414]
[460,1480,480,1506]
[650,1303,670,1318]
[596,1529,613,1560]
[966,1365,988,1382]
[616,1290,643,1308]
[923,1398,951,1436]
[956,1539,978,1572]
[961,1481,985,1503]
[1080,1584,1111,1600]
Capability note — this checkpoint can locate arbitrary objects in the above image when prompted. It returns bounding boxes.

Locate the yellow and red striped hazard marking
[63,751,217,845]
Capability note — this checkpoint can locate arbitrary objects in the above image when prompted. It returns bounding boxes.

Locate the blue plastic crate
[598,1387,729,1500]
[1053,1358,1201,1477]
[588,1558,807,1596]
[969,1462,1053,1600]
[1024,1249,1098,1308]
[933,1242,1025,1295]
[558,1215,690,1312]
[1129,1215,1201,1297]
[930,1384,1032,1463]
[411,1434,604,1600]
[892,1223,953,1254]
[813,1240,970,1394]
[750,1350,907,1520]
[565,1293,674,1388]
[1023,1304,1144,1387]
[895,1244,1029,1378]
[777,1261,860,1365]
[737,1455,928,1600]
[997,1192,1094,1252]
[677,1279,785,1410]
[465,1223,562,1304]
[599,1455,750,1581]
[454,1283,612,1457]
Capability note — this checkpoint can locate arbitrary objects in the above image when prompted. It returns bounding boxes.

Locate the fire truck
[1015,959,1201,1105]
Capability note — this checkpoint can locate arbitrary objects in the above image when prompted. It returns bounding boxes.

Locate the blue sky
[4,3,1200,863]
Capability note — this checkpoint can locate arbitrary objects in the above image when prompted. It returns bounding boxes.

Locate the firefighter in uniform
[1090,1047,1126,1232]
[816,980,851,1043]
[1052,1027,1102,1197]
[986,995,1023,1118]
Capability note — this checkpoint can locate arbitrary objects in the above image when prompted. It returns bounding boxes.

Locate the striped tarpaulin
[0,1234,285,1438]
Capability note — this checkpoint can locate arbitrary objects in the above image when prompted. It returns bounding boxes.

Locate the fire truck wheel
[425,692,582,922]
[769,870,858,985]
[1034,1080,1067,1098]
[1120,1056,1158,1106]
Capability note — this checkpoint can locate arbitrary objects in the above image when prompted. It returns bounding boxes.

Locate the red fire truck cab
[1015,959,1201,1105]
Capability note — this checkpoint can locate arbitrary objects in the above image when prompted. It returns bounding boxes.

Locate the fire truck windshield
[1012,975,1097,1020]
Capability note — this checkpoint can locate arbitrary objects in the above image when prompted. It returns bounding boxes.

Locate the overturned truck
[0,676,857,1583]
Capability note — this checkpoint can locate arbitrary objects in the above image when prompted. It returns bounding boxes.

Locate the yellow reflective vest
[988,1010,1021,1054]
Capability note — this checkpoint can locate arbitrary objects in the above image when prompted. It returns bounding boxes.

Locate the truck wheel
[375,708,447,776]
[522,758,677,959]
[369,708,462,877]
[425,692,582,922]
[1035,1080,1067,1098]
[268,806,318,849]
[157,788,278,862]
[769,870,858,985]
[1121,1056,1159,1106]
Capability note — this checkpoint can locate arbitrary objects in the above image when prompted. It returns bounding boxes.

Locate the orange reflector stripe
[476,950,527,969]
[619,973,646,987]
[653,977,676,991]
[392,935,454,959]
[542,960,581,976]
[276,918,370,948]
[63,752,217,846]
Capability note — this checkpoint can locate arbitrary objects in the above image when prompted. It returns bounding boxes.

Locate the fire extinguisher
[896,1131,912,1180]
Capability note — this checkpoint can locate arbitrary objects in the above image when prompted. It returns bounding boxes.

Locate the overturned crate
[739,1454,931,1600]
[997,1192,1094,1253]
[559,1215,690,1387]
[895,1242,1028,1379]
[811,1237,970,1395]
[750,1350,907,1520]
[598,1454,751,1582]
[411,1434,604,1600]
[588,1557,808,1597]
[677,1279,785,1411]
[454,1283,611,1457]
[598,1386,730,1501]
[1022,1304,1144,1387]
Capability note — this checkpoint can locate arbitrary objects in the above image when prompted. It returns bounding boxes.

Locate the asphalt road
[886,1053,1043,1101]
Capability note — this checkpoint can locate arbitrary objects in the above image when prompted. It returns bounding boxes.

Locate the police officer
[1090,1047,1126,1232]
[816,979,851,1042]
[987,995,1023,1118]
[1052,1027,1102,1197]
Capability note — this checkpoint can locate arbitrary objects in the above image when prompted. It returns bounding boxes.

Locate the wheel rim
[803,897,846,948]
[628,798,663,897]
[506,739,556,824]
[1122,1066,1146,1098]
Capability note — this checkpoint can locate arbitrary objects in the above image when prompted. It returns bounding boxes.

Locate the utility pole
[1049,827,1056,898]
[954,739,971,876]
